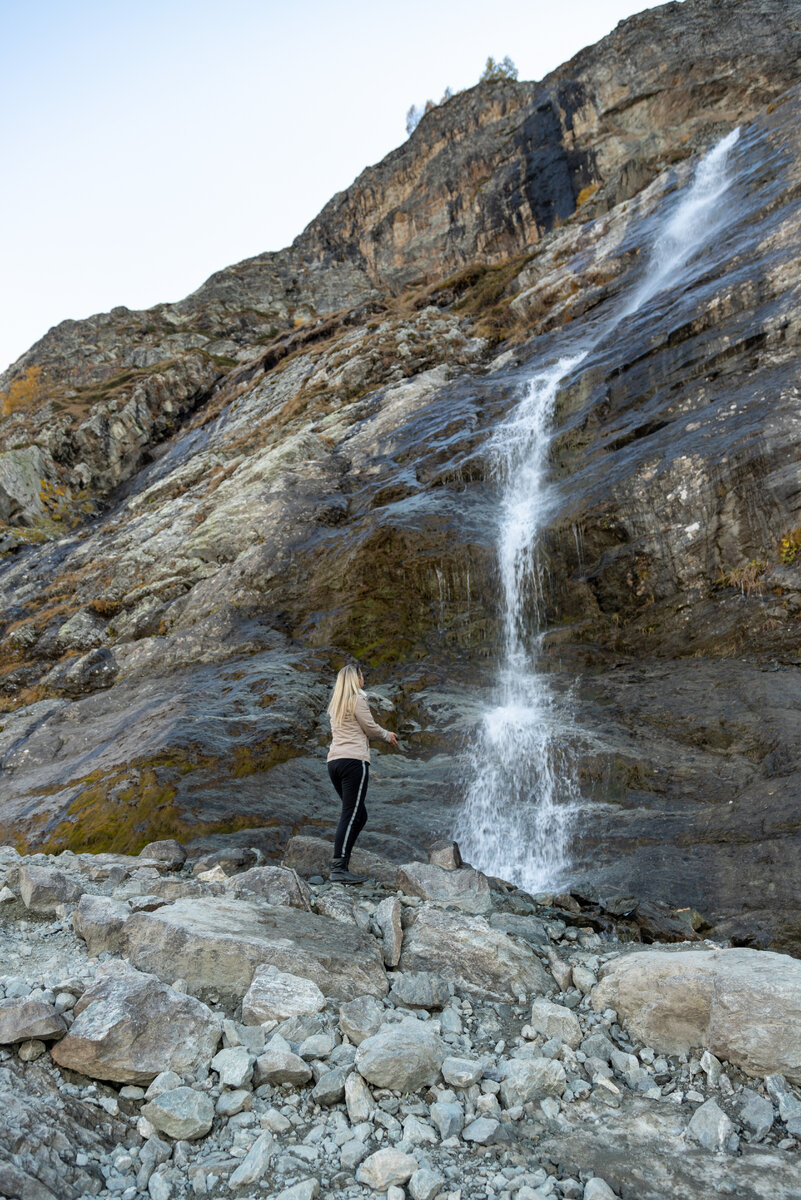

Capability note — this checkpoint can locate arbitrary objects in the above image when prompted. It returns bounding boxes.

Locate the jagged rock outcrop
[0,0,801,957]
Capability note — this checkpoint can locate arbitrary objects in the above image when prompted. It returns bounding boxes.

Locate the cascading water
[455,127,741,893]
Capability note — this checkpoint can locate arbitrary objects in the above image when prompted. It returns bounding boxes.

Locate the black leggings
[328,758,369,862]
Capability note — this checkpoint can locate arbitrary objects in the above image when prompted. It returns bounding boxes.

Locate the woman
[327,663,398,883]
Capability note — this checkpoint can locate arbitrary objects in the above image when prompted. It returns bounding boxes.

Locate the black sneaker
[330,861,367,884]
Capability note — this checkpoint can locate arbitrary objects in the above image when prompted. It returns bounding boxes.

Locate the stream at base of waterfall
[455,128,742,894]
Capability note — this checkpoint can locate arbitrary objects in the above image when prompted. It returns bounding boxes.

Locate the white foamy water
[455,128,740,893]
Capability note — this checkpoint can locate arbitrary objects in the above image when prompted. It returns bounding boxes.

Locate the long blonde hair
[328,664,362,727]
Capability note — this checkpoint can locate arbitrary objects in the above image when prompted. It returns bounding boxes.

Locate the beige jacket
[328,692,393,763]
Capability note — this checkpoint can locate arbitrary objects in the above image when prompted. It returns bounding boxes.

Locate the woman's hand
[388,732,399,748]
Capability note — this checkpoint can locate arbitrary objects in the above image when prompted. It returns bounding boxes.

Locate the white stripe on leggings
[342,760,367,860]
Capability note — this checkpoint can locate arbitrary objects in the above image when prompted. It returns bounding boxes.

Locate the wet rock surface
[1,837,800,1200]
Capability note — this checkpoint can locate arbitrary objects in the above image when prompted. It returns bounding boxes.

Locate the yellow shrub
[1,366,44,416]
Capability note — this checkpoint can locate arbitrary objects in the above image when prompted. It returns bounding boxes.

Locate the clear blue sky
[0,0,674,373]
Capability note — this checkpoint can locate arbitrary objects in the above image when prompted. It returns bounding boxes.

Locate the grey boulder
[389,971,450,1010]
[283,835,400,886]
[138,840,187,870]
[253,1034,313,1086]
[338,994,386,1045]
[500,1057,567,1107]
[0,998,67,1044]
[228,1131,274,1187]
[686,1099,736,1152]
[397,862,492,914]
[241,964,326,1024]
[355,1020,445,1092]
[121,895,387,1001]
[399,906,551,998]
[592,947,801,1082]
[355,1148,419,1190]
[73,894,131,955]
[374,895,403,967]
[19,864,85,913]
[50,962,221,1084]
[230,865,312,911]
[529,1000,582,1050]
[141,1087,215,1140]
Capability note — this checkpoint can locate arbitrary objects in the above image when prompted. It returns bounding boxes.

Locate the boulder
[441,1057,484,1087]
[191,847,258,876]
[140,1087,214,1140]
[355,1148,419,1190]
[340,1139,370,1171]
[311,1064,350,1106]
[18,865,85,913]
[355,1020,446,1092]
[228,1131,273,1187]
[253,1034,312,1086]
[399,906,551,998]
[500,1057,567,1107]
[73,894,130,955]
[241,964,326,1024]
[396,862,492,914]
[138,840,187,870]
[462,1116,502,1144]
[409,1167,445,1200]
[314,891,356,923]
[489,912,549,946]
[528,1000,582,1050]
[583,1181,618,1200]
[50,962,221,1084]
[430,1100,464,1139]
[121,896,388,1002]
[230,865,312,911]
[339,994,385,1045]
[686,1099,735,1152]
[389,972,450,1010]
[737,1090,774,1139]
[592,948,801,1082]
[210,1046,253,1088]
[283,836,400,886]
[374,895,402,967]
[427,840,462,870]
[273,1183,319,1200]
[345,1071,375,1123]
[0,998,67,1044]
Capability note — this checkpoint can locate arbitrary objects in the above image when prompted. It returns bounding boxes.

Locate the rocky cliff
[1,0,801,956]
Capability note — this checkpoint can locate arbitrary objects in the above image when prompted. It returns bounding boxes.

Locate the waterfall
[455,128,741,893]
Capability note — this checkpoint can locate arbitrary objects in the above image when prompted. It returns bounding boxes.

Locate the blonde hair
[328,664,362,727]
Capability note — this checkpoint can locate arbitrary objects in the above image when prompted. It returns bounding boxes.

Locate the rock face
[591,948,801,1083]
[0,0,800,961]
[121,896,388,1001]
[50,962,221,1084]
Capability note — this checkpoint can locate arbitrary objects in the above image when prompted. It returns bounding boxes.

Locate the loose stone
[356,1148,419,1190]
[140,1087,215,1140]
